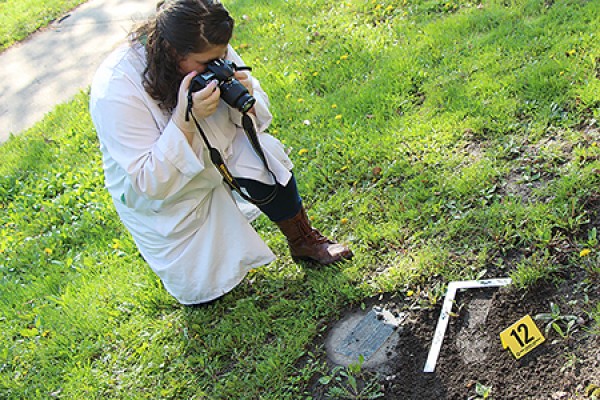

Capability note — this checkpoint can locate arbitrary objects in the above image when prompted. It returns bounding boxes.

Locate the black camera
[188,59,256,113]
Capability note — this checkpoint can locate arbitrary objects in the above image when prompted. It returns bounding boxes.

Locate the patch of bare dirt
[310,273,599,400]
[384,280,599,400]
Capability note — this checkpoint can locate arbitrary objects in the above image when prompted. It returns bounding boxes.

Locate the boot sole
[292,253,353,265]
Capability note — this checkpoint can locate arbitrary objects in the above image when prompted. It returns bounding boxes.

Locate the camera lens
[238,95,256,113]
[220,80,256,113]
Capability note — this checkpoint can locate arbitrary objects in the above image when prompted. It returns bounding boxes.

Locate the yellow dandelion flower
[313,71,319,76]
[386,5,394,11]
[335,114,343,120]
[407,290,414,297]
[44,248,52,255]
[580,248,591,257]
[340,218,349,224]
[298,148,309,155]
[340,54,349,60]
[331,104,338,108]
[297,98,304,103]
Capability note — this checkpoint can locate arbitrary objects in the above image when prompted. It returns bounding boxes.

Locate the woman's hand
[234,71,253,96]
[233,71,255,114]
[173,71,221,142]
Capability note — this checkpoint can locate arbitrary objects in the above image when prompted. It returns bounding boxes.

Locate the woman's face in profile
[178,44,229,75]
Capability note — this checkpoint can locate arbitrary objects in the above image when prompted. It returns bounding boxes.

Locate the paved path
[0,0,155,143]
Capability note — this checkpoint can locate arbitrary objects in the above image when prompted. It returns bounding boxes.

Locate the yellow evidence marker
[500,315,545,360]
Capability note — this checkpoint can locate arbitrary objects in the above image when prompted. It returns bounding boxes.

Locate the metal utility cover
[334,308,402,361]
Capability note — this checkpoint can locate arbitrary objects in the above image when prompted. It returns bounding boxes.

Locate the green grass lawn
[1,0,599,398]
[0,0,87,51]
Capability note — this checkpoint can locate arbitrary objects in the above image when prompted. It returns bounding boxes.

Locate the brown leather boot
[275,207,353,264]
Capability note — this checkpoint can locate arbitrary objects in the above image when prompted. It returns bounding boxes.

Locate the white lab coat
[89,43,293,304]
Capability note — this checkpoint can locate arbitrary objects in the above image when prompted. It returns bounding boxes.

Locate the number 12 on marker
[500,315,545,360]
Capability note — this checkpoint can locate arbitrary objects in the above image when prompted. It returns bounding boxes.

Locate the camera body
[189,59,256,113]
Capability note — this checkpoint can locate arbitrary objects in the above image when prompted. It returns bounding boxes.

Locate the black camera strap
[185,103,278,206]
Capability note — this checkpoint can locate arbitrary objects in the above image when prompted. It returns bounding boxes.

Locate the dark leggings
[235,174,302,222]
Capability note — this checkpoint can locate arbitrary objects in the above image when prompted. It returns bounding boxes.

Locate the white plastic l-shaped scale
[423,278,512,373]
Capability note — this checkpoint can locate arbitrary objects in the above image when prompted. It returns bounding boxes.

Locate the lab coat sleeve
[92,80,206,201]
[249,76,273,132]
[226,47,273,133]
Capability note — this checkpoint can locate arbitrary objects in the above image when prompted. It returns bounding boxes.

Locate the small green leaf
[319,376,332,385]
[20,327,39,338]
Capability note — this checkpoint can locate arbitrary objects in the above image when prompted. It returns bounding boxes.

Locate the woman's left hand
[234,71,253,96]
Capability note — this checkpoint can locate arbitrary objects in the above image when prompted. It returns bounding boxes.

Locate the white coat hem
[175,255,276,305]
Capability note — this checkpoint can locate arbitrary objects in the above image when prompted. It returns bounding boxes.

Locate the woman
[89,0,352,305]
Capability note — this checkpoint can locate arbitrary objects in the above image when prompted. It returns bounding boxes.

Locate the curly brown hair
[130,0,234,111]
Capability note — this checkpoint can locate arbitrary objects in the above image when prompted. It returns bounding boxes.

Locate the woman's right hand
[173,71,221,139]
